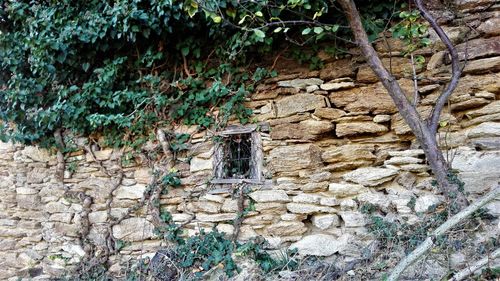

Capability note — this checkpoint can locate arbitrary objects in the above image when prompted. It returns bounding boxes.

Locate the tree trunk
[337,0,467,207]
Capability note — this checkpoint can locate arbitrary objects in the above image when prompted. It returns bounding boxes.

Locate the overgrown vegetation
[0,0,403,148]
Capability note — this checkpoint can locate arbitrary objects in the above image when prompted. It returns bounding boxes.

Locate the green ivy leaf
[253,29,265,39]
[313,26,324,34]
[302,28,311,35]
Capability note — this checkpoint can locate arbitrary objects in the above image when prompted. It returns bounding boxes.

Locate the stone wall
[1,1,499,279]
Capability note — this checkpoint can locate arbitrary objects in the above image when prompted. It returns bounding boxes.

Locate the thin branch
[388,185,500,281]
[415,0,462,134]
[449,247,500,281]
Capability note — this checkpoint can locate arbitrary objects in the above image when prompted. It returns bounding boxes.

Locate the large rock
[343,167,398,187]
[112,218,155,242]
[451,147,500,194]
[269,144,322,173]
[271,120,334,140]
[329,84,397,114]
[320,81,355,91]
[275,94,326,117]
[248,190,290,203]
[336,122,388,137]
[328,183,368,197]
[14,146,52,162]
[290,234,346,256]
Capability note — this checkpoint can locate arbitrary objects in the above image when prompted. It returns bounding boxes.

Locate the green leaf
[82,63,90,72]
[253,29,265,39]
[212,16,222,23]
[331,24,339,32]
[181,47,190,56]
[301,28,311,35]
[255,11,263,17]
[273,27,282,33]
[313,26,324,34]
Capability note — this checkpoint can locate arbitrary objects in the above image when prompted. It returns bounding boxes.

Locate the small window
[212,125,263,184]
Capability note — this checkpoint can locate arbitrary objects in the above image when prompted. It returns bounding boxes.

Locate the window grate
[222,134,252,179]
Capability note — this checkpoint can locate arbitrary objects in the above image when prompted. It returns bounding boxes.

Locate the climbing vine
[0,0,405,149]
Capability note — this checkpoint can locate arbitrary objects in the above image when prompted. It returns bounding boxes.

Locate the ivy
[1,0,404,148]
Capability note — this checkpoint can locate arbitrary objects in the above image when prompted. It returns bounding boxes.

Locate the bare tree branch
[449,247,500,281]
[415,0,463,134]
[337,0,468,207]
[388,185,500,281]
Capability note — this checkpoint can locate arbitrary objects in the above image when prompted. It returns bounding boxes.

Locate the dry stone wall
[1,1,500,279]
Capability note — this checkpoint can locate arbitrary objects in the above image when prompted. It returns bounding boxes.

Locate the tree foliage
[0,0,401,147]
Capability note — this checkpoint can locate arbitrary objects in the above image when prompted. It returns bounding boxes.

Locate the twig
[388,185,500,281]
[449,247,500,281]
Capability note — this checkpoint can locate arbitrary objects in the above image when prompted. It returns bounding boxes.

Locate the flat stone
[320,197,339,206]
[468,122,500,139]
[322,144,376,164]
[336,122,388,137]
[329,84,397,114]
[343,167,398,187]
[114,184,146,200]
[340,212,366,227]
[384,156,423,165]
[275,94,326,118]
[373,115,391,123]
[134,168,151,184]
[454,37,500,62]
[319,59,355,80]
[463,56,500,75]
[196,213,237,222]
[357,58,422,83]
[249,190,290,203]
[301,182,329,192]
[415,195,442,213]
[190,157,212,172]
[271,120,334,140]
[451,98,489,112]
[112,218,155,242]
[267,221,307,236]
[399,164,430,173]
[290,234,345,256]
[277,78,323,89]
[320,81,355,91]
[478,17,500,36]
[286,203,335,214]
[466,101,500,119]
[311,214,340,230]
[172,213,194,223]
[269,144,322,173]
[186,201,221,213]
[292,193,322,204]
[357,192,390,209]
[452,147,500,194]
[388,149,424,157]
[313,108,347,120]
[328,183,368,197]
[15,146,52,162]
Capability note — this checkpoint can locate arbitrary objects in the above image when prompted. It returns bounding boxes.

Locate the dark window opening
[222,133,252,179]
